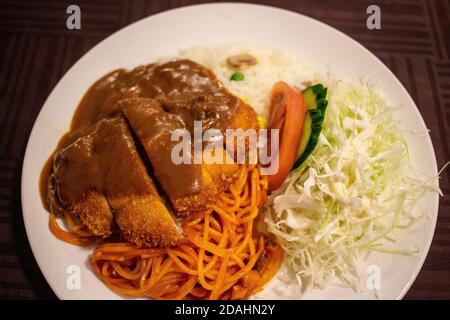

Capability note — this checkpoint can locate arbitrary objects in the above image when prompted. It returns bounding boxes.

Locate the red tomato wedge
[266,81,307,191]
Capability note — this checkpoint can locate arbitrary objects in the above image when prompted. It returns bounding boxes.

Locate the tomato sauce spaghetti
[49,164,283,299]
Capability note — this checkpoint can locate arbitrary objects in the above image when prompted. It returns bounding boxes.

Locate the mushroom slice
[226,54,257,70]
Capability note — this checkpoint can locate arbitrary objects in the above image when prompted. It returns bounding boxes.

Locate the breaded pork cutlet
[119,98,257,215]
[120,98,226,214]
[51,129,114,238]
[51,118,182,247]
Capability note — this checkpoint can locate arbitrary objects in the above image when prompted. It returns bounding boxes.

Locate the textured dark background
[0,0,449,300]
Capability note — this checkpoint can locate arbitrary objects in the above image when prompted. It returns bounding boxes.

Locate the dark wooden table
[0,0,449,300]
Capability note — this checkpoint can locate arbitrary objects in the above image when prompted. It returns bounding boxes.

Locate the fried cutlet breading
[112,194,182,247]
[69,191,113,237]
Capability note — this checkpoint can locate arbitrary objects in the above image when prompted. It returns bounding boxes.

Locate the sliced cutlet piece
[120,98,208,214]
[93,118,182,247]
[52,127,113,238]
[119,98,240,215]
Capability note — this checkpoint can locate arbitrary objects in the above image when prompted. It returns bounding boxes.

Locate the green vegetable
[230,72,244,81]
[292,83,328,169]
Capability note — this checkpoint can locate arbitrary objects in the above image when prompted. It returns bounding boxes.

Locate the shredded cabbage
[264,79,442,292]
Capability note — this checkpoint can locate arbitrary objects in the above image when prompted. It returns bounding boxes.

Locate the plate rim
[21,2,440,300]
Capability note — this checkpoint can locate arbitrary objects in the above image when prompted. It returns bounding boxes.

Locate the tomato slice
[266,81,306,191]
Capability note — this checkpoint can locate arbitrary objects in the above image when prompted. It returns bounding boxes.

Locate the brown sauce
[39,59,242,212]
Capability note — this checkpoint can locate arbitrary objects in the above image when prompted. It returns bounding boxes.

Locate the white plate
[21,3,439,300]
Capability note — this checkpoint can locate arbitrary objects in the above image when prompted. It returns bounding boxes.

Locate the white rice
[177,44,315,117]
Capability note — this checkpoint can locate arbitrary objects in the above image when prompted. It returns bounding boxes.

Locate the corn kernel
[257,115,267,129]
